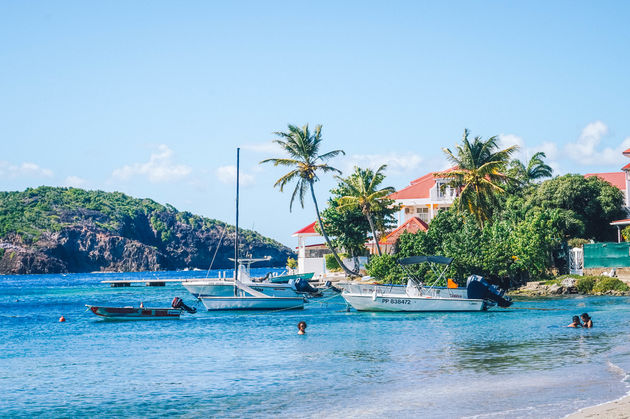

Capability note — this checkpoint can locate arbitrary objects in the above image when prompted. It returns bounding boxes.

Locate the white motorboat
[183,260,309,298]
[199,280,305,311]
[341,255,512,312]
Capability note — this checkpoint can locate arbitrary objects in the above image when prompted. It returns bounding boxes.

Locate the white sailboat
[341,255,512,312]
[200,148,305,311]
[183,257,312,298]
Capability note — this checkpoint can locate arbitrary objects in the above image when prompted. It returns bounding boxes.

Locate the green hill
[0,186,294,274]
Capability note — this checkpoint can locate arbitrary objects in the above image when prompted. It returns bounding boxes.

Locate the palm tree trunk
[309,181,358,276]
[366,212,383,256]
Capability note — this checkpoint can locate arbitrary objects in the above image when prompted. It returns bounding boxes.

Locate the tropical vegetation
[363,129,626,288]
[334,165,398,256]
[261,123,358,275]
[435,129,518,225]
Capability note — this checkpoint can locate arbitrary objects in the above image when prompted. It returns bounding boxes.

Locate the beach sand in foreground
[565,394,630,418]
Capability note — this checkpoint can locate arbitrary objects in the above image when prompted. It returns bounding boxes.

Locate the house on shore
[293,168,456,275]
[586,148,630,242]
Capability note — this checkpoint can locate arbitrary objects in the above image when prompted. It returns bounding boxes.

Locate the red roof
[622,163,630,171]
[380,217,429,244]
[389,167,457,200]
[610,218,630,226]
[584,172,626,190]
[623,148,630,157]
[292,221,317,236]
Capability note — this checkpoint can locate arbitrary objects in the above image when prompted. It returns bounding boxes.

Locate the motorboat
[199,279,305,311]
[86,297,197,320]
[183,262,322,298]
[341,255,512,312]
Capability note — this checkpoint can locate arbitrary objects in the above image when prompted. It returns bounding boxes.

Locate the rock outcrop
[0,187,294,274]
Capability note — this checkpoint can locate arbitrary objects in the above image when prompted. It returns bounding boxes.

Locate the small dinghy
[86,297,197,320]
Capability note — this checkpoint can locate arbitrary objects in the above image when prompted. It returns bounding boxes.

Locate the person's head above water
[580,313,591,321]
[297,321,307,334]
[572,315,581,324]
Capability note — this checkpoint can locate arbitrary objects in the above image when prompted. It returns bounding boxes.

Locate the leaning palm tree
[508,152,553,185]
[436,129,518,225]
[260,123,357,276]
[335,165,396,256]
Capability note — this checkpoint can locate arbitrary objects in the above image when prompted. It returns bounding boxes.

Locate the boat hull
[86,305,182,320]
[341,294,487,312]
[338,282,468,299]
[183,281,300,298]
[199,296,305,311]
[268,272,315,283]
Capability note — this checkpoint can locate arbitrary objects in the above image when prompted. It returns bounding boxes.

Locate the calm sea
[1,270,630,418]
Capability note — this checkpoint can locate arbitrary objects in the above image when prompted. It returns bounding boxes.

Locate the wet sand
[565,394,630,418]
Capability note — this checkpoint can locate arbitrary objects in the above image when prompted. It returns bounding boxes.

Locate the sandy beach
[565,394,630,418]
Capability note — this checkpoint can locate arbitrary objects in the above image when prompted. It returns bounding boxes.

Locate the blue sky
[2,1,630,246]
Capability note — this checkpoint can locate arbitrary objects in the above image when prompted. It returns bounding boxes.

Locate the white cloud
[112,145,192,183]
[64,176,87,187]
[344,153,424,176]
[564,121,630,166]
[0,161,53,178]
[216,165,255,186]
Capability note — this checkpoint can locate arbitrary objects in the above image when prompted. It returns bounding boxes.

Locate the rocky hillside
[0,186,294,274]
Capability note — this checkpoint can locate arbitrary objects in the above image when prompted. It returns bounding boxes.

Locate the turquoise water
[2,271,630,418]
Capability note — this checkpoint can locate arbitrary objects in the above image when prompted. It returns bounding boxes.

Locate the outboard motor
[171,297,197,313]
[466,275,513,308]
[289,278,321,295]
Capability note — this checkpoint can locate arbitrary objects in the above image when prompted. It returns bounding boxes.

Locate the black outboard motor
[291,278,321,295]
[466,275,513,308]
[172,297,197,313]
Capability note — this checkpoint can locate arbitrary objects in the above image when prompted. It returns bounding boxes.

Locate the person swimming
[297,321,307,335]
[580,313,593,328]
[567,315,582,328]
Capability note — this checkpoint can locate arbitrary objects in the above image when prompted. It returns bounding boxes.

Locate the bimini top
[398,255,453,265]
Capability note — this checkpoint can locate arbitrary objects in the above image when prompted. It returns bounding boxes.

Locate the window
[436,181,454,199]
[416,207,429,222]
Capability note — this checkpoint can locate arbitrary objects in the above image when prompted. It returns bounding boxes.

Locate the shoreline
[565,393,630,418]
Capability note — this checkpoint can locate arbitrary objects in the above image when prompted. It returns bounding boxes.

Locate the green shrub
[365,254,405,283]
[325,253,342,272]
[576,277,595,293]
[592,277,630,293]
[568,238,589,248]
[286,257,297,269]
[623,226,630,242]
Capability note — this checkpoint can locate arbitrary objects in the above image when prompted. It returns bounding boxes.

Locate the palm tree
[260,123,357,276]
[509,152,553,185]
[335,165,396,256]
[436,129,518,225]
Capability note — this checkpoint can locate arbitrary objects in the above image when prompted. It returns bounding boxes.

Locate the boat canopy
[398,255,453,265]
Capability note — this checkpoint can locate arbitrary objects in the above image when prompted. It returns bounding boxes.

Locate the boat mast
[234,148,240,296]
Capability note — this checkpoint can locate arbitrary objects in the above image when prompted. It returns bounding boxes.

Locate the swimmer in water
[567,315,582,328]
[580,313,593,328]
[297,321,307,335]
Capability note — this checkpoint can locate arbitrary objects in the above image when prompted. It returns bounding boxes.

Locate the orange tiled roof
[389,167,457,200]
[380,217,429,245]
[584,172,626,190]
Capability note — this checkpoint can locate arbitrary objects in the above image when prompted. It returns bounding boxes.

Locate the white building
[388,167,457,226]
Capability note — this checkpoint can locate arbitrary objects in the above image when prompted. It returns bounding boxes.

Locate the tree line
[263,123,626,285]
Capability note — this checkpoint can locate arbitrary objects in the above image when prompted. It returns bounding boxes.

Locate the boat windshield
[398,255,453,290]
[399,255,453,265]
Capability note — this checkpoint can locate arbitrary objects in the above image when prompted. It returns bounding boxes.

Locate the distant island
[0,186,294,274]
